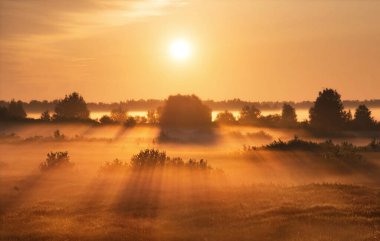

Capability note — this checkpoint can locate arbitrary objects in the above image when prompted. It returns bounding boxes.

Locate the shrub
[130,149,211,170]
[264,136,320,151]
[99,115,115,124]
[124,116,137,127]
[40,151,74,171]
[245,136,375,171]
[215,111,237,125]
[53,130,65,140]
[100,158,128,172]
[131,149,168,168]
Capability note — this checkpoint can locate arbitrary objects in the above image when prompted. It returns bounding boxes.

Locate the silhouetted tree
[124,116,137,127]
[99,115,114,124]
[309,89,350,131]
[215,110,236,125]
[111,106,127,123]
[147,109,160,124]
[239,105,261,124]
[259,114,281,127]
[134,116,147,124]
[281,104,297,127]
[54,92,89,120]
[159,95,212,128]
[40,110,51,121]
[353,105,376,130]
[0,106,9,120]
[8,100,26,119]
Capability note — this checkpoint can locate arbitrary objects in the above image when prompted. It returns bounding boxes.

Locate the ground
[0,125,379,241]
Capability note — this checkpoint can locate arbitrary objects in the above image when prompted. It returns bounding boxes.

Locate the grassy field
[1,125,380,241]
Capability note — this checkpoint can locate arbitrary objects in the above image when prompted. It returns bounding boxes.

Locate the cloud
[0,0,186,39]
[0,0,187,84]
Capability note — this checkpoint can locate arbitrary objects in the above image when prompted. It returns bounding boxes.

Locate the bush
[53,130,65,140]
[99,115,115,124]
[100,158,128,172]
[131,149,168,167]
[264,136,320,151]
[124,116,137,127]
[215,111,237,125]
[130,149,211,170]
[40,151,74,171]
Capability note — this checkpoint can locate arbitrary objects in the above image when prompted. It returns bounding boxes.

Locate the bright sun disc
[170,39,191,60]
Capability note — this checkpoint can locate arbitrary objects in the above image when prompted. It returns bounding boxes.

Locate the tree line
[1,97,379,113]
[216,89,378,131]
[0,89,379,132]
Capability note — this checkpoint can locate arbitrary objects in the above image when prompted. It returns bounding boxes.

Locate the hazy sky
[0,0,379,102]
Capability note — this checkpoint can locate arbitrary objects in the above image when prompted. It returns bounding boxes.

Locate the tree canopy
[281,104,297,127]
[159,94,212,128]
[309,89,349,131]
[54,92,90,120]
[353,105,375,130]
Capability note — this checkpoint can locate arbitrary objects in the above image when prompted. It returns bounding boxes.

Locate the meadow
[1,124,379,241]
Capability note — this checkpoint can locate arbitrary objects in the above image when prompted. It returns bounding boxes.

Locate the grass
[242,136,379,175]
[1,126,380,241]
[1,177,379,241]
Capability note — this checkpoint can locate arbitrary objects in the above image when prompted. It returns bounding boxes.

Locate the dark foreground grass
[1,170,379,241]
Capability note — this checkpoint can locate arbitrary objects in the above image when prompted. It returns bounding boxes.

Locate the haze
[1,0,379,102]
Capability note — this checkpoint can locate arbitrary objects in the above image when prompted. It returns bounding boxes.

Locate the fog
[1,124,379,240]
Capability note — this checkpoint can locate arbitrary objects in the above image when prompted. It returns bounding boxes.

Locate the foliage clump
[0,100,27,120]
[309,88,350,131]
[130,149,211,170]
[40,151,74,171]
[160,95,212,128]
[54,92,89,120]
[100,158,128,172]
[245,136,375,171]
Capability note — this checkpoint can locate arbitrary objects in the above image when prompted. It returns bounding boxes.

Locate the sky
[0,0,379,102]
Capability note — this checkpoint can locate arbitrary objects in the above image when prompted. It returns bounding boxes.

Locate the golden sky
[0,0,379,102]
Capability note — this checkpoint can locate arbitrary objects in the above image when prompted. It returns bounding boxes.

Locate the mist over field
[1,121,380,241]
[2,0,380,240]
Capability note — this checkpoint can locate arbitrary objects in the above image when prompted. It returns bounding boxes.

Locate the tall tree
[281,104,297,127]
[110,106,127,123]
[353,105,375,130]
[8,100,27,119]
[159,94,211,128]
[239,105,261,124]
[215,111,236,125]
[309,89,349,131]
[54,92,89,120]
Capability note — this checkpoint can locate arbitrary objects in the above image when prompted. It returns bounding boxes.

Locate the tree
[239,105,261,124]
[0,106,9,120]
[124,116,137,127]
[8,100,26,119]
[353,105,375,130]
[159,95,212,128]
[99,115,114,124]
[147,109,160,124]
[215,110,236,125]
[40,110,51,121]
[54,92,89,120]
[110,106,127,123]
[309,88,349,131]
[281,104,297,127]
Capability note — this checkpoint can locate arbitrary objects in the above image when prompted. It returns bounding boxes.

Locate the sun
[170,39,191,60]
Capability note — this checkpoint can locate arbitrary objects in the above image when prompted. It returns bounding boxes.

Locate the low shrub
[244,136,376,172]
[100,158,129,172]
[131,149,211,170]
[40,151,74,171]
